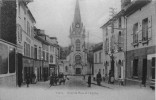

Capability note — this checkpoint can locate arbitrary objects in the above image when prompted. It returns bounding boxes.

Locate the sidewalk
[84,75,153,90]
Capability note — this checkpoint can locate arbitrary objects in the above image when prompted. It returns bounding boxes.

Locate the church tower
[69,0,87,75]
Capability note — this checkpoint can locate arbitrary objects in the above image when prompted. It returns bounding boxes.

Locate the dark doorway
[76,68,81,74]
[111,59,115,76]
[17,53,23,87]
[142,58,147,86]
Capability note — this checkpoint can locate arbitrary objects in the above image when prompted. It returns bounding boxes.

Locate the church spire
[74,0,81,24]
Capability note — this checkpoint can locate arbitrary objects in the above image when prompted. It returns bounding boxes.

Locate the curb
[86,81,113,89]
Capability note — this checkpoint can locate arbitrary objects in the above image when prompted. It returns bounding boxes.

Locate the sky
[28,0,121,47]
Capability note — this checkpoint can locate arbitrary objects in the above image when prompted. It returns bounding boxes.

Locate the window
[27,44,30,57]
[0,43,8,74]
[24,18,26,32]
[24,42,27,56]
[95,53,97,63]
[9,47,15,73]
[39,47,41,60]
[151,57,155,79]
[118,31,123,51]
[105,38,109,54]
[118,18,122,28]
[133,23,138,44]
[27,21,30,36]
[42,51,45,60]
[110,35,115,53]
[75,55,81,64]
[17,25,22,43]
[99,52,101,63]
[76,39,80,51]
[34,45,37,59]
[31,26,34,38]
[31,46,34,58]
[133,59,138,77]
[50,55,53,63]
[118,60,122,78]
[46,53,49,61]
[142,18,148,41]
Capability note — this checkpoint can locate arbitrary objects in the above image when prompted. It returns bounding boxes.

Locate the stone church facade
[66,0,89,75]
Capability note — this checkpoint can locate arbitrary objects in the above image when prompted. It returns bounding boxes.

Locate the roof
[92,42,103,52]
[22,0,36,23]
[123,0,151,17]
[100,10,125,28]
[100,0,151,28]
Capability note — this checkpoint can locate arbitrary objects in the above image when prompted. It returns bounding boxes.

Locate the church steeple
[74,0,81,24]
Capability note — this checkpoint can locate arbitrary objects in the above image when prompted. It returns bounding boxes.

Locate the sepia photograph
[0,0,155,100]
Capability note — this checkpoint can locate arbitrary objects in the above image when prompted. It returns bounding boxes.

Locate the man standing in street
[96,72,102,86]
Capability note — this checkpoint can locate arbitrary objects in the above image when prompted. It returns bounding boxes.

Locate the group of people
[88,70,114,87]
[49,73,68,87]
[25,73,36,87]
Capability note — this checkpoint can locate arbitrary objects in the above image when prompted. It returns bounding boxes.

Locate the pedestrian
[96,72,102,86]
[108,70,111,84]
[49,74,54,87]
[54,74,58,85]
[18,77,23,87]
[26,74,30,87]
[88,74,91,87]
[83,75,85,80]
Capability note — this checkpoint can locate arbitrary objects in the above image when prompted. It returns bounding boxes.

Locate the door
[76,68,81,74]
[17,53,23,87]
[142,58,147,85]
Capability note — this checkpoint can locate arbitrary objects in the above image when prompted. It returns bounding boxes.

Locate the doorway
[76,68,81,74]
[142,58,147,85]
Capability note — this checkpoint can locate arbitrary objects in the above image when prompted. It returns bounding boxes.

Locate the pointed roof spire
[74,0,81,24]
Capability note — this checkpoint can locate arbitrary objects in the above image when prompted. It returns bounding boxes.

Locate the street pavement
[0,76,155,100]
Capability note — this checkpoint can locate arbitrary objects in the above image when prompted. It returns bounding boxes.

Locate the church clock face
[76,23,80,28]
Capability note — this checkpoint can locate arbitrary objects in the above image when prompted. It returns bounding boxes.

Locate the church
[66,0,89,75]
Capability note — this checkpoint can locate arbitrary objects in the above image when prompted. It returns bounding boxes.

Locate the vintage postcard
[0,0,155,100]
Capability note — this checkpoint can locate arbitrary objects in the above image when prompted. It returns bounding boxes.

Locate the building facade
[101,11,125,82]
[123,0,156,87]
[68,0,89,75]
[93,43,104,79]
[101,0,156,87]
[0,0,60,87]
[0,0,17,87]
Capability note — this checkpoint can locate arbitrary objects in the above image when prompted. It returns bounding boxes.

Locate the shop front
[49,64,56,75]
[23,57,34,83]
[34,60,42,81]
[43,61,49,81]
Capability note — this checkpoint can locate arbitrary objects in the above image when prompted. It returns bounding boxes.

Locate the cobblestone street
[0,76,155,100]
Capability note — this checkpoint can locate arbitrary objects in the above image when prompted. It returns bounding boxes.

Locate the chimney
[121,0,131,9]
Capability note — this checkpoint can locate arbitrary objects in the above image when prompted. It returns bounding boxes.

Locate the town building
[16,0,36,84]
[0,0,60,87]
[0,0,17,87]
[92,43,104,79]
[123,0,156,88]
[67,0,89,75]
[49,37,60,75]
[101,10,125,83]
[101,0,156,88]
